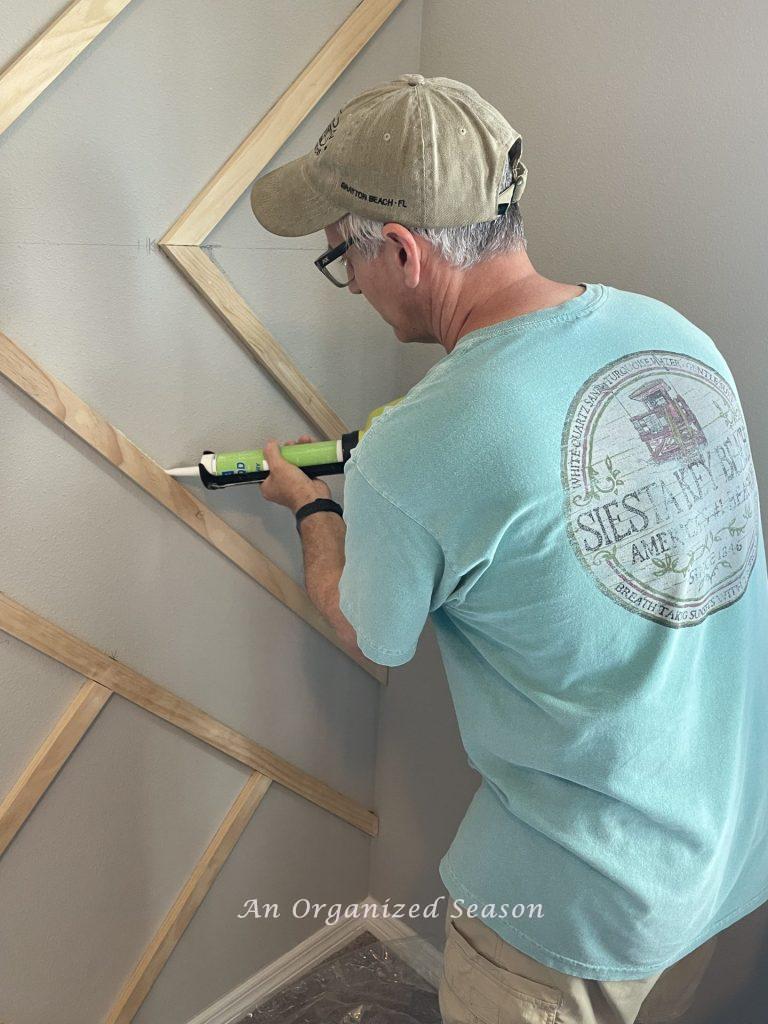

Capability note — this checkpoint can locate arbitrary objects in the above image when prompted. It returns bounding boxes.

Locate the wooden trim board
[105,772,272,1024]
[0,591,378,837]
[0,678,112,856]
[158,0,404,439]
[160,0,404,246]
[0,0,133,137]
[163,245,349,438]
[0,4,403,1018]
[0,328,385,683]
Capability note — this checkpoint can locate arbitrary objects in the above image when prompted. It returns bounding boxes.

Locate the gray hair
[332,160,526,270]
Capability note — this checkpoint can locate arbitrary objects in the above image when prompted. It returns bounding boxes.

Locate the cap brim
[249,153,349,237]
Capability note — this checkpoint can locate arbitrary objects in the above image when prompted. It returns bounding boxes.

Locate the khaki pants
[439,901,718,1024]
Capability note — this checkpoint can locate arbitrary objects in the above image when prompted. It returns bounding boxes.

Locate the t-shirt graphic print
[561,349,759,627]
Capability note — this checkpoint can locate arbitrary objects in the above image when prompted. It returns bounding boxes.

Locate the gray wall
[0,2,421,1022]
[2,1,766,1021]
[372,0,768,1019]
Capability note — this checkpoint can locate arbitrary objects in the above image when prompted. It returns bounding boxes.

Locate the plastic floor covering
[236,929,442,1023]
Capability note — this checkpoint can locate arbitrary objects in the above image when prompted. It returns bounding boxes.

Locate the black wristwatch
[295,497,344,534]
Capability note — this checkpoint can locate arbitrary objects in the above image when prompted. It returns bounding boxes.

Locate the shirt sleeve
[338,459,457,667]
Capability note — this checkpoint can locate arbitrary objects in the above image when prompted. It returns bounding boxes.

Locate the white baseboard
[185,895,443,1024]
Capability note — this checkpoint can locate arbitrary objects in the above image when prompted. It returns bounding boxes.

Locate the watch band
[295,497,344,534]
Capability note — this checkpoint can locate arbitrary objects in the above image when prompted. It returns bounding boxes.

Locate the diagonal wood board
[0,590,378,836]
[0,327,385,682]
[0,0,133,137]
[0,2,404,1019]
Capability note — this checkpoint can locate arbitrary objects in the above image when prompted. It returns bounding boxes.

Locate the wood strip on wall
[0,592,378,836]
[159,0,404,246]
[105,771,272,1024]
[0,329,385,683]
[163,245,348,438]
[0,678,111,856]
[0,0,133,137]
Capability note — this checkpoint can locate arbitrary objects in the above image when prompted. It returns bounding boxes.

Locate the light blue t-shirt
[338,282,768,980]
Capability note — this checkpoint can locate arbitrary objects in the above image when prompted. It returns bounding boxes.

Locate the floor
[236,929,442,1023]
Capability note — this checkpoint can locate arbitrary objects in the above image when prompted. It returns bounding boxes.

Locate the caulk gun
[167,397,404,490]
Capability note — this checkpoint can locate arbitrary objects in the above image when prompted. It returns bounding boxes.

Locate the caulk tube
[198,433,360,489]
[182,395,406,489]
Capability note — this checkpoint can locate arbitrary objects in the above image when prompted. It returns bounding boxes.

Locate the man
[249,75,768,1024]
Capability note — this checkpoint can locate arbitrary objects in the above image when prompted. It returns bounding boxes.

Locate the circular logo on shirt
[561,350,759,627]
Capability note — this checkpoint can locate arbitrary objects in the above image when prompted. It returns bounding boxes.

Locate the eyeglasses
[315,236,355,287]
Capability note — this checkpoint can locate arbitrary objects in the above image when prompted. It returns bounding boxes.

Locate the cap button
[401,73,426,86]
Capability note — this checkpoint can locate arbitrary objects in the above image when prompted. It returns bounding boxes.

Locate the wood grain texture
[0,678,111,856]
[0,329,385,683]
[0,0,133,137]
[164,245,348,437]
[105,771,272,1024]
[160,0,404,246]
[0,4,394,1019]
[0,592,378,836]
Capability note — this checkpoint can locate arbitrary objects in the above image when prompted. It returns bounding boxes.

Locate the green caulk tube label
[212,439,342,476]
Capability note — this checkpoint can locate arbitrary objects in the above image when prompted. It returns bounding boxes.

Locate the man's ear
[382,222,421,288]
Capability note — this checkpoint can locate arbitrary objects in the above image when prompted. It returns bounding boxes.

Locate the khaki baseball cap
[249,74,527,236]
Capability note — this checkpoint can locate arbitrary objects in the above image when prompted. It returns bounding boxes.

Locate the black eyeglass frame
[314,236,355,287]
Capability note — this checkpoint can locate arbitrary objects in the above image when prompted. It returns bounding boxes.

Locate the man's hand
[260,435,332,512]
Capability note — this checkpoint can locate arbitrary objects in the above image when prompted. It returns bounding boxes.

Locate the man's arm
[259,436,443,670]
[295,512,368,662]
[258,437,374,666]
